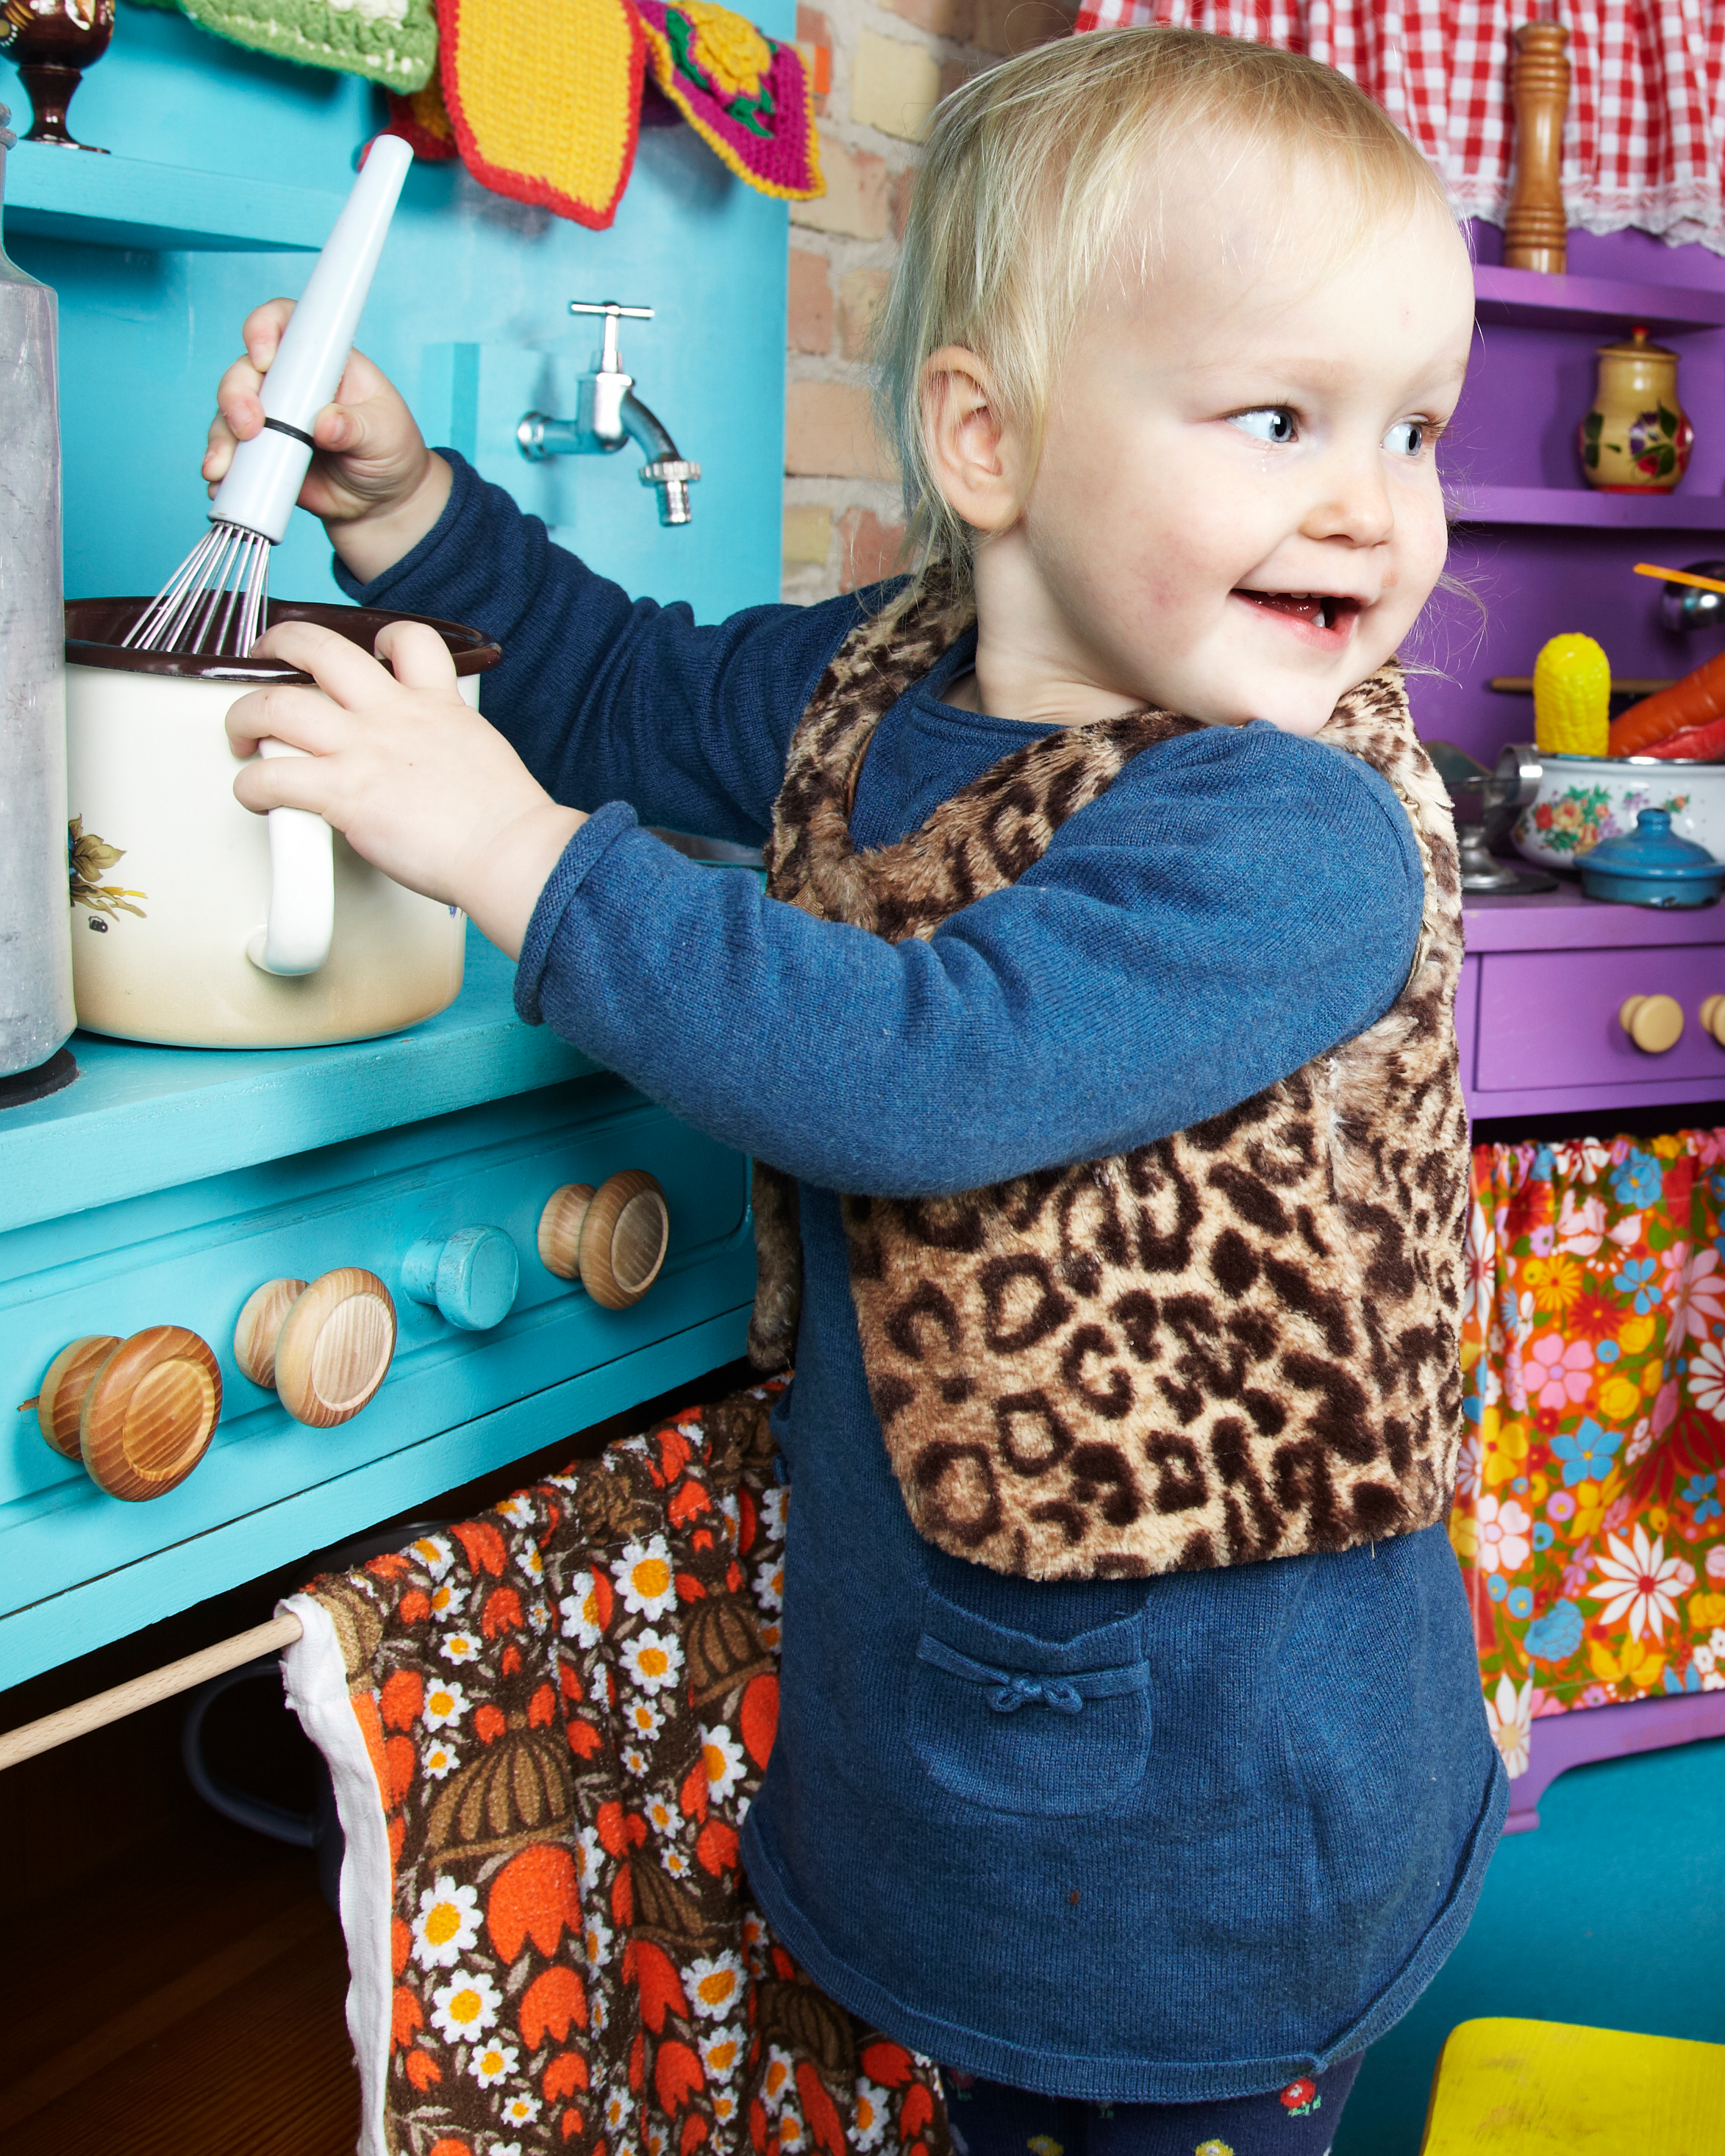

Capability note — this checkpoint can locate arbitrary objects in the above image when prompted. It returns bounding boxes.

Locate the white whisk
[126,135,414,659]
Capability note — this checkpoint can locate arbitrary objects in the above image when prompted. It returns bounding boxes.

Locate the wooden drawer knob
[1701,994,1725,1046]
[34,1334,122,1460]
[537,1182,596,1281]
[1620,993,1685,1053]
[235,1269,396,1427]
[401,1225,518,1332]
[32,1326,223,1500]
[579,1170,671,1309]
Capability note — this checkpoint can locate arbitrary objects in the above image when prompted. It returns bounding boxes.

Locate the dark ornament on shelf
[0,0,114,153]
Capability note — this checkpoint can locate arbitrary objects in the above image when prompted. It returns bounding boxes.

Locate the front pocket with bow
[907,1589,1151,1818]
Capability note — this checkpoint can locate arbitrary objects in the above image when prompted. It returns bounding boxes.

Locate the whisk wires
[124,521,274,659]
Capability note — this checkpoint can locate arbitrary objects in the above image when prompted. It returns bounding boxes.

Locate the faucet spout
[514,298,700,526]
[621,391,700,526]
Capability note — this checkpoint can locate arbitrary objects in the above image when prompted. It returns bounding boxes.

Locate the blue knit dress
[340,454,1507,2105]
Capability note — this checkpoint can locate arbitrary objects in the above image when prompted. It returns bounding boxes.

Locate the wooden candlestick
[1505,21,1570,273]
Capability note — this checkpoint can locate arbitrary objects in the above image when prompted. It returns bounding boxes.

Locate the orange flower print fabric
[300,1382,948,2156]
[1457,1133,1725,1774]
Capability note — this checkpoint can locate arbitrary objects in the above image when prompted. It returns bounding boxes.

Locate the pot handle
[245,739,334,977]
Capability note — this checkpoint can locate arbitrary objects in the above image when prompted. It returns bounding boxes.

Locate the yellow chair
[1420,2019,1725,2153]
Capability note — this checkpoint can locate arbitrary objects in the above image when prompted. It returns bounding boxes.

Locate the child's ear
[919,346,1022,534]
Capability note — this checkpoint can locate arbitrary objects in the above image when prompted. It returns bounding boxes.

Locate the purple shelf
[1505,1686,1725,1833]
[1474,261,1725,335]
[1463,881,1725,953]
[1450,484,1725,530]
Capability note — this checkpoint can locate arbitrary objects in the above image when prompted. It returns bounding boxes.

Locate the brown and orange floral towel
[281,1382,946,2156]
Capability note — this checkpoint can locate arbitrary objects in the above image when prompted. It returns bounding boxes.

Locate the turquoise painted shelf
[2,143,335,252]
[0,925,598,1236]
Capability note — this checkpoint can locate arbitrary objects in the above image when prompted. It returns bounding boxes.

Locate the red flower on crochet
[1280,2078,1316,2110]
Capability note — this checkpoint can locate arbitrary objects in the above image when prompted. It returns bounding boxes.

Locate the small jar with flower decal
[1579,326,1693,492]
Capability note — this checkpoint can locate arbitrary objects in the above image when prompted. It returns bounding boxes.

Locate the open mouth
[1233,590,1363,641]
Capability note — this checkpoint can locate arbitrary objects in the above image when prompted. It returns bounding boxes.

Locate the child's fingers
[232,747,338,820]
[240,297,296,372]
[213,354,267,448]
[203,411,240,488]
[373,618,460,692]
[246,619,402,709]
[225,682,351,761]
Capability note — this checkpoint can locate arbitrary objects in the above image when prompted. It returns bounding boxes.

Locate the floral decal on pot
[68,816,146,921]
[1457,1133,1725,1777]
[1518,784,1690,860]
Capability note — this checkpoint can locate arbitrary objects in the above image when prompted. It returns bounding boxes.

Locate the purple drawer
[1476,942,1725,1093]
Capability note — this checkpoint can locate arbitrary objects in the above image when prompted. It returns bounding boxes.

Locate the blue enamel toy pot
[1578,806,1725,908]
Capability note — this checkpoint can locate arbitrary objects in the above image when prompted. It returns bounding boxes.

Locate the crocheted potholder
[385,74,460,160]
[176,0,438,93]
[437,0,645,229]
[635,0,820,201]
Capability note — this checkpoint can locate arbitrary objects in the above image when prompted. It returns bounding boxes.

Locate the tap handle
[570,299,654,373]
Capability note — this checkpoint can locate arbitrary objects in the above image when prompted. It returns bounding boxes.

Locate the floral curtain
[1457,1132,1725,1777]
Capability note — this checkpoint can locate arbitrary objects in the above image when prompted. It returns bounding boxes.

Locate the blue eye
[1232,407,1297,445]
[1385,420,1426,456]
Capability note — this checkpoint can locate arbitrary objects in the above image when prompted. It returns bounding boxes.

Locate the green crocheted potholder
[172,0,438,92]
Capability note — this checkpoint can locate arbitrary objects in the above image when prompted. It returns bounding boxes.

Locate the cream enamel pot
[64,599,501,1049]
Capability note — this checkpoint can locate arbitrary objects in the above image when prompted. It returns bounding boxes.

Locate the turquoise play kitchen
[0,0,786,1687]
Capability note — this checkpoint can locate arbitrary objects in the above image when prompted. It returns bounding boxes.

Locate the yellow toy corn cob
[1533,634,1611,756]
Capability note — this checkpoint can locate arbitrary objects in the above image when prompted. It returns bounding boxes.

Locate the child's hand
[227,620,585,960]
[205,300,452,584]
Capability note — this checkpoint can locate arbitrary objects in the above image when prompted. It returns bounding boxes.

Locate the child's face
[1006,159,1474,734]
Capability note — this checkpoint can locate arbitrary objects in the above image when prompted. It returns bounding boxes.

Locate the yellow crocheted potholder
[438,0,645,229]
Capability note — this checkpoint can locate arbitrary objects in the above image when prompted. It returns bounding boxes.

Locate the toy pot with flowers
[1579,326,1692,492]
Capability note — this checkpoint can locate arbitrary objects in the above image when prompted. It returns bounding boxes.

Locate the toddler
[209,26,1501,2154]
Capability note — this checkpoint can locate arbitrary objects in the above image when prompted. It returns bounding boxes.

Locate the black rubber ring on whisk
[263,417,317,450]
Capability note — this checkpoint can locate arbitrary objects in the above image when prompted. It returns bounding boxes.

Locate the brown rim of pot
[65,599,503,682]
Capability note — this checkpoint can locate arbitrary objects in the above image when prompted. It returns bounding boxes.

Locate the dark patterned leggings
[940,2052,1364,2156]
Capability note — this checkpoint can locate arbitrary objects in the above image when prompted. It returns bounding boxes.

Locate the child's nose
[1300,446,1394,547]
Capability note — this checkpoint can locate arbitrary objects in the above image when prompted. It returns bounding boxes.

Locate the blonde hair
[874,26,1453,592]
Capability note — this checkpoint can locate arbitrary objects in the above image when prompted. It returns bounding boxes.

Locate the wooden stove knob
[34,1334,123,1461]
[538,1183,596,1282]
[1620,993,1685,1054]
[579,1170,670,1310]
[79,1326,222,1501]
[1701,994,1725,1046]
[237,1269,396,1427]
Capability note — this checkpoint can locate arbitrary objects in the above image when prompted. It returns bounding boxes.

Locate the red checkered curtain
[1072,3,1725,254]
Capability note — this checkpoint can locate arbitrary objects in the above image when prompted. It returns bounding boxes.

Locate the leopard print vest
[748,579,1471,1582]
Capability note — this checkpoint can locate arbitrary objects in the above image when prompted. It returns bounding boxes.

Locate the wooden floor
[0,1672,358,2155]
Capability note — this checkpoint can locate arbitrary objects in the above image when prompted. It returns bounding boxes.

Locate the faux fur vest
[749,580,1470,1583]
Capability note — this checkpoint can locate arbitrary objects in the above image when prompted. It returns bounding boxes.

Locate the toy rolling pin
[1532,634,1610,756]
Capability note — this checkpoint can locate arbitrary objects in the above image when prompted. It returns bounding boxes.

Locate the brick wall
[781,0,1078,604]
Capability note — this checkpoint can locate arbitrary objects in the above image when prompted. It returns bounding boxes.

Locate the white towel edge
[280,1591,393,2156]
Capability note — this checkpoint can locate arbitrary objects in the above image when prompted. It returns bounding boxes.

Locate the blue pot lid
[1582,807,1722,881]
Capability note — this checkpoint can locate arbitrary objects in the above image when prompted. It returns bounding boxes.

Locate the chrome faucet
[516,301,701,526]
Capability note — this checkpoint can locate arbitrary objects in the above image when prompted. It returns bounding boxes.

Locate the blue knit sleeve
[513,721,1426,1196]
[334,451,869,845]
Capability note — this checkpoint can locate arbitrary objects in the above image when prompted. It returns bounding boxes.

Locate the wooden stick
[1634,562,1725,598]
[1505,21,1571,274]
[0,1611,303,1773]
[1489,675,1676,695]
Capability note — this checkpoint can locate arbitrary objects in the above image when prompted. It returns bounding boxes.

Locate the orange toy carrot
[1609,649,1725,755]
